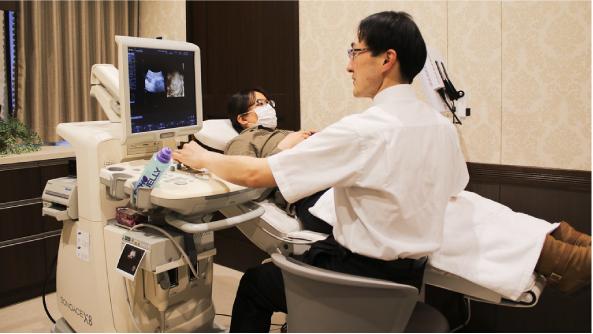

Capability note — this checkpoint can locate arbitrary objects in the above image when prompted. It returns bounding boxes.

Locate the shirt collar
[372,84,416,106]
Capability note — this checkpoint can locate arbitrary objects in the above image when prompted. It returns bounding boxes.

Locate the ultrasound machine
[42,36,265,332]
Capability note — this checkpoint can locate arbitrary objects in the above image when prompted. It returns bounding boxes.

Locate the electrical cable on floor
[450,296,471,332]
[42,253,58,324]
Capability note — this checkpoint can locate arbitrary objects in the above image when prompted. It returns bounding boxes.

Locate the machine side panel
[56,219,116,332]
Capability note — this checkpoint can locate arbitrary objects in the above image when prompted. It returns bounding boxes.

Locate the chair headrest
[195,119,239,151]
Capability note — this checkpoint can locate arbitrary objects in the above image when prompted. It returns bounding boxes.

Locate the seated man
[175,12,589,332]
[177,10,467,328]
[221,89,591,297]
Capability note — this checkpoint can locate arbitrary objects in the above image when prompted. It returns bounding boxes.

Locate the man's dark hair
[358,11,427,84]
[227,87,270,133]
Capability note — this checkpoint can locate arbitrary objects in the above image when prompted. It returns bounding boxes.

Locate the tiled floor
[0,264,285,332]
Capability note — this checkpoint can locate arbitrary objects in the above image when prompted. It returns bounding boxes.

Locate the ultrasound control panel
[99,159,264,215]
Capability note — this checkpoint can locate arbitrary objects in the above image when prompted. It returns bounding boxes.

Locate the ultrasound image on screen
[145,70,165,93]
[167,71,184,97]
[128,47,197,134]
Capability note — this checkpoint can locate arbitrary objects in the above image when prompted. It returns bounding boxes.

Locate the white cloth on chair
[259,200,303,233]
[310,189,557,300]
[308,189,337,226]
[433,191,557,300]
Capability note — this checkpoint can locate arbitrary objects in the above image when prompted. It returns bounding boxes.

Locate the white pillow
[195,119,239,151]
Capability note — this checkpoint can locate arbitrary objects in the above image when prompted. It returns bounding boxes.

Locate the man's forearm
[203,151,277,188]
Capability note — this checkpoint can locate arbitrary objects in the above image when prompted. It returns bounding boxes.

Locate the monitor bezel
[115,35,203,145]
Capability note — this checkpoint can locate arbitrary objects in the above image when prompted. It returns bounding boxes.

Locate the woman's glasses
[254,99,275,108]
[241,99,276,117]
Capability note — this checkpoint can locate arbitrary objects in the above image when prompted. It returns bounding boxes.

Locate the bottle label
[136,166,162,189]
[131,164,167,207]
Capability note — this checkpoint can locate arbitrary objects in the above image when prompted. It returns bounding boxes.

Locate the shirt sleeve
[267,118,368,203]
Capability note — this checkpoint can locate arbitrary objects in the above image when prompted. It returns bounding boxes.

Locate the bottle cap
[156,147,172,163]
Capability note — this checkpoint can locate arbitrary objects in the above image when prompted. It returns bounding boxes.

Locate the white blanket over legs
[309,189,558,300]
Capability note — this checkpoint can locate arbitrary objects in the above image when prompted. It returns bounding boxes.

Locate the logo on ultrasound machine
[59,296,93,326]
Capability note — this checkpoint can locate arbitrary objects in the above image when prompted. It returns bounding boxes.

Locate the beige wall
[300,1,591,171]
[139,1,186,41]
[136,1,591,170]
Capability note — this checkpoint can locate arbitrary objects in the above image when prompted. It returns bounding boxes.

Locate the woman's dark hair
[358,11,427,84]
[227,87,270,133]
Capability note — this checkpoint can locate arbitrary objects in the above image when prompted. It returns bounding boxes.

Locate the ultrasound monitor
[115,36,202,145]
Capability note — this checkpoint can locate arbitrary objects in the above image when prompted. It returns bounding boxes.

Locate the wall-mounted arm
[90,64,121,123]
[419,47,470,125]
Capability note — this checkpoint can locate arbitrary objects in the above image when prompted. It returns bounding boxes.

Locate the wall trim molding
[0,157,73,171]
[467,162,591,192]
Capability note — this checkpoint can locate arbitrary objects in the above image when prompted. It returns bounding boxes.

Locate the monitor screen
[127,47,197,134]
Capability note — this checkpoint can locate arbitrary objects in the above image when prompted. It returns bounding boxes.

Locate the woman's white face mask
[254,104,277,129]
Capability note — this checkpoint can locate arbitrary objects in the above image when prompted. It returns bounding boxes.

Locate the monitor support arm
[90,64,121,123]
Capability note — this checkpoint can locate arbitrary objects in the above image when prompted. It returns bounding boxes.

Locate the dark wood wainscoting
[0,158,71,307]
[215,162,591,332]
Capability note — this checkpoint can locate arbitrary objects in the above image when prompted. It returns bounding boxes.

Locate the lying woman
[225,87,314,158]
[223,88,330,234]
[219,87,591,297]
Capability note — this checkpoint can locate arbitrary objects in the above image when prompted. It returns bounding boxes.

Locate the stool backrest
[271,253,419,332]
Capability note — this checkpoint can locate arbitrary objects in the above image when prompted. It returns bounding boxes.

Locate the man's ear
[382,49,397,69]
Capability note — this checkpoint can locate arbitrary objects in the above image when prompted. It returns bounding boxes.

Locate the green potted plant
[0,116,42,155]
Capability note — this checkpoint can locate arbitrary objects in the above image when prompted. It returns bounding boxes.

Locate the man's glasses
[347,47,369,59]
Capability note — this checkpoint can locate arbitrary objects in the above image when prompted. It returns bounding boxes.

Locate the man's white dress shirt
[268,84,469,260]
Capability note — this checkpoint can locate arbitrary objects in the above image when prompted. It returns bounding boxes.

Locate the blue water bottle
[131,147,172,207]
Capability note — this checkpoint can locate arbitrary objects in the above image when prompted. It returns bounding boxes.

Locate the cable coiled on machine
[124,223,199,332]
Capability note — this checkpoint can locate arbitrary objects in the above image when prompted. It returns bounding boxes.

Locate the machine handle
[42,205,70,221]
[165,201,264,234]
